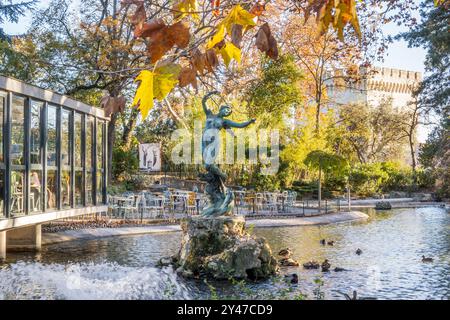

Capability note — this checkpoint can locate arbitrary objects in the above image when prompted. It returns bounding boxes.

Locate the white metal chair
[107,195,120,217]
[264,192,278,214]
[255,193,264,214]
[122,195,140,219]
[142,194,165,219]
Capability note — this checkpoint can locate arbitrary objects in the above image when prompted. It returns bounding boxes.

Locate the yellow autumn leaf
[223,4,256,34]
[206,23,225,49]
[155,62,182,78]
[133,70,154,120]
[153,72,179,101]
[219,42,241,67]
[133,64,181,119]
[173,0,199,22]
[206,5,256,49]
[153,63,181,101]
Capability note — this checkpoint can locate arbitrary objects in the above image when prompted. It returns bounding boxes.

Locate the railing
[98,190,350,224]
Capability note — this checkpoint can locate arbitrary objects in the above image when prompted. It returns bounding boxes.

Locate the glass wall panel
[0,171,4,218]
[30,170,43,212]
[11,171,25,215]
[11,96,25,166]
[30,102,42,164]
[86,116,94,205]
[0,91,4,163]
[61,109,71,208]
[47,105,58,210]
[0,91,5,218]
[74,113,83,206]
[96,120,104,204]
[10,95,25,216]
[30,100,43,212]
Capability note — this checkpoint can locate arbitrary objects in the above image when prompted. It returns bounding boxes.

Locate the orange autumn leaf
[100,95,126,117]
[249,3,266,16]
[134,18,165,38]
[255,23,278,60]
[131,2,146,26]
[231,24,243,48]
[169,21,191,48]
[178,67,197,89]
[139,20,191,63]
[205,48,219,72]
[190,48,207,75]
[211,0,220,17]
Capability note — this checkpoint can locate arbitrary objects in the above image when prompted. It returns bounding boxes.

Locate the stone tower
[327,67,422,110]
[326,67,423,165]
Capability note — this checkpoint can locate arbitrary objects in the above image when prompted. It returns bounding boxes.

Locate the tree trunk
[315,102,320,133]
[122,109,139,149]
[409,133,417,186]
[347,181,351,212]
[318,166,322,213]
[107,113,118,184]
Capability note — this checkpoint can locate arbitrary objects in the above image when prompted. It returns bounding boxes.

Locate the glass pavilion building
[0,76,108,220]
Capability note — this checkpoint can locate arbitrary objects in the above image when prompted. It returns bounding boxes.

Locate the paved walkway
[247,211,368,228]
[42,211,368,245]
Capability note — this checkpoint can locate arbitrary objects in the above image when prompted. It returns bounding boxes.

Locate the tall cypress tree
[402,1,450,197]
[401,1,450,116]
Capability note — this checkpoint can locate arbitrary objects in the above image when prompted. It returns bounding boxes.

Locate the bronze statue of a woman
[200,91,255,217]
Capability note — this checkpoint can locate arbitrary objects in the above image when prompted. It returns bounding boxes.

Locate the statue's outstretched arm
[223,118,256,129]
[202,91,219,115]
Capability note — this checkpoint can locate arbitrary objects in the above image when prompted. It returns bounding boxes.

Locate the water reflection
[253,207,449,300]
[1,207,449,300]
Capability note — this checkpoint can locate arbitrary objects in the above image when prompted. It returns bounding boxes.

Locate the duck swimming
[422,255,433,263]
[334,267,347,272]
[356,248,363,255]
[303,261,320,270]
[320,239,326,246]
[290,274,299,284]
[279,258,300,267]
[321,259,331,272]
[327,241,335,246]
[278,248,293,258]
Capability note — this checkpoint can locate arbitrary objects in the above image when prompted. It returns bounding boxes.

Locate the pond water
[0,207,448,300]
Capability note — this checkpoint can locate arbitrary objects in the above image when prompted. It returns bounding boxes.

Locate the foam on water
[0,261,192,300]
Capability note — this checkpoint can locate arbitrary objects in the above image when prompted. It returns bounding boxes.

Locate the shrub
[112,146,139,181]
[349,163,389,197]
[252,172,281,192]
[124,175,148,191]
[107,183,127,195]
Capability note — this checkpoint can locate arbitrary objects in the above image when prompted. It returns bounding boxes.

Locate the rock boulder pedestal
[171,215,278,280]
[375,201,392,210]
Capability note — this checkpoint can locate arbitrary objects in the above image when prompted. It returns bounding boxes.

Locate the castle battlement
[364,67,422,94]
[371,67,423,82]
[327,66,423,109]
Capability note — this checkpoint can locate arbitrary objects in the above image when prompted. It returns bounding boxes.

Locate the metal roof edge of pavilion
[0,206,108,232]
[0,75,109,120]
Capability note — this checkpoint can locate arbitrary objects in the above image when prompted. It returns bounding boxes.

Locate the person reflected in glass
[30,172,41,211]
